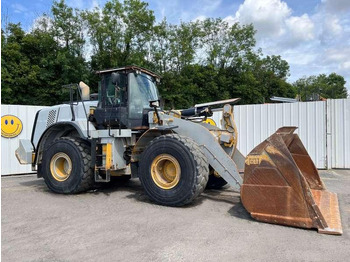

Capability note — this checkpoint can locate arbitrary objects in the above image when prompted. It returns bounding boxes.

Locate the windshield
[129,72,159,119]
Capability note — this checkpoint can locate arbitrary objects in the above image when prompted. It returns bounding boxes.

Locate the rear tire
[206,174,228,189]
[206,167,228,189]
[41,137,94,194]
[139,134,209,206]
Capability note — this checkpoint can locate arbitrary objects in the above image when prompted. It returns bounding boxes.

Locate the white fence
[327,99,350,168]
[233,101,326,168]
[213,99,349,169]
[1,99,349,175]
[1,105,47,175]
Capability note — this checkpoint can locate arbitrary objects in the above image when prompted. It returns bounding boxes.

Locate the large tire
[139,134,209,206]
[41,137,94,194]
[206,174,228,189]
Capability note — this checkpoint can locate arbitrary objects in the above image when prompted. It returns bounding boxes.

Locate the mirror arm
[150,100,162,125]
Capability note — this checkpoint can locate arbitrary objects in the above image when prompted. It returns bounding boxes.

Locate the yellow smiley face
[203,118,217,126]
[1,115,23,138]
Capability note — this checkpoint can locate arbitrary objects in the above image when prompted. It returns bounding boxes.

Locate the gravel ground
[2,170,350,262]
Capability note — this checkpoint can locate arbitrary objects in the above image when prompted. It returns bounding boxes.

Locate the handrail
[62,83,90,138]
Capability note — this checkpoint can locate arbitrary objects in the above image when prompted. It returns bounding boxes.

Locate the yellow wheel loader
[16,66,342,235]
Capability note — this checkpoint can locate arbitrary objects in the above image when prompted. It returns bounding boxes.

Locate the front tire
[139,134,209,206]
[41,137,94,194]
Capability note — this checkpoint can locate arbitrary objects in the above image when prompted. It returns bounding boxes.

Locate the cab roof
[96,66,160,79]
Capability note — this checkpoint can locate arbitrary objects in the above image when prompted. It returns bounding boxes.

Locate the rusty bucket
[241,127,342,235]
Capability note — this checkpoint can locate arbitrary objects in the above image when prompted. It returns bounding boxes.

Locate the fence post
[326,99,332,169]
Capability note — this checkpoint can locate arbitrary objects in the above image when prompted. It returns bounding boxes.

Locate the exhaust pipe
[79,81,90,101]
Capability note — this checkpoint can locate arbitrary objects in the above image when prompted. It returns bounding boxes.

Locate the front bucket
[241,127,342,235]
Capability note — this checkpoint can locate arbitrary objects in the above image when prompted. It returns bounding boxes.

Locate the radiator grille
[46,110,57,127]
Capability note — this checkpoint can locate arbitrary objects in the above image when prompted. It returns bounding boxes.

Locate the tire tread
[141,134,209,206]
[43,137,93,193]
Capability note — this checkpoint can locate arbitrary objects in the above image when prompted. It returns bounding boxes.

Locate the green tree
[159,65,225,109]
[1,24,37,104]
[294,73,348,100]
[3,0,345,108]
[1,17,88,105]
[323,73,348,98]
[168,22,202,72]
[149,19,173,74]
[200,19,257,70]
[261,55,290,79]
[51,0,88,85]
[52,0,84,51]
[250,55,295,102]
[84,0,155,70]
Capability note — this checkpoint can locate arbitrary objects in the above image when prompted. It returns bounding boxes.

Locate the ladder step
[94,170,111,183]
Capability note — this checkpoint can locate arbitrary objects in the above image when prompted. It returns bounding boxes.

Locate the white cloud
[318,47,350,82]
[229,0,315,43]
[323,15,342,36]
[192,15,207,22]
[317,14,343,45]
[223,15,238,25]
[223,0,350,89]
[281,49,317,66]
[322,0,350,14]
[340,61,350,70]
[234,0,291,37]
[11,3,28,14]
[325,47,350,64]
[286,14,315,42]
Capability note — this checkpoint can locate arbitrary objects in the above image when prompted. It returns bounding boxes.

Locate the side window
[128,72,158,119]
[128,74,145,119]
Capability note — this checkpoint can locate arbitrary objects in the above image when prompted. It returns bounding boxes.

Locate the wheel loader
[16,66,342,235]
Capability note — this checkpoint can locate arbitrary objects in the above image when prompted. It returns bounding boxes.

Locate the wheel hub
[50,152,72,182]
[151,154,181,189]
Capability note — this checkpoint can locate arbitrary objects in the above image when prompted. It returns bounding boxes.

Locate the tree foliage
[1,0,347,107]
[1,0,88,105]
[293,73,348,101]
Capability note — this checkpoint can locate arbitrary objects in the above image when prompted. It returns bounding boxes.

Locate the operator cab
[92,66,161,130]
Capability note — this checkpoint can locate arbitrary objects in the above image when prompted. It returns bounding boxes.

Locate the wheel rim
[50,152,72,182]
[151,154,181,189]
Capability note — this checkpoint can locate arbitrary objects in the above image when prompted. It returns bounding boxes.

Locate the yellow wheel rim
[151,154,181,190]
[50,152,72,182]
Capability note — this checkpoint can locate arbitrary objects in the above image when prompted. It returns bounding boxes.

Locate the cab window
[100,74,127,106]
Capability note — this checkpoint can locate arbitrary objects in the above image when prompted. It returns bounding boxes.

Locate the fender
[33,121,87,168]
[131,128,175,163]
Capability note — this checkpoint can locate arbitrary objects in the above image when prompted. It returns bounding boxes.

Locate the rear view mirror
[149,100,160,108]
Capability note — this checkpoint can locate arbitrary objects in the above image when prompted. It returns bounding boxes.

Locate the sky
[2,0,350,89]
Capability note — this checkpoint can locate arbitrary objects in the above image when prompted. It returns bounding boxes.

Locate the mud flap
[241,127,342,235]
